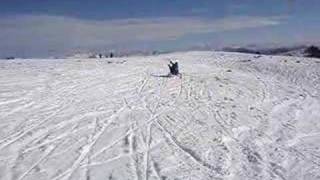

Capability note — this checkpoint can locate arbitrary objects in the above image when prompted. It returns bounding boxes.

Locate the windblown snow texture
[0,52,319,180]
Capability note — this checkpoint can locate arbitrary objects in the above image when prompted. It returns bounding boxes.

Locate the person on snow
[168,61,179,75]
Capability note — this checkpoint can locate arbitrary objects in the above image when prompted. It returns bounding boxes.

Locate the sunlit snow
[0,51,319,180]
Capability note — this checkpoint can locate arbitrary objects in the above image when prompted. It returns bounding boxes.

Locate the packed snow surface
[0,51,320,180]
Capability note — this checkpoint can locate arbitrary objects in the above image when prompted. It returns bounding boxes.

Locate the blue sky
[0,0,319,57]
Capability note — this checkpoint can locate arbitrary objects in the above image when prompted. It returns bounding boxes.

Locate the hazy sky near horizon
[0,0,319,57]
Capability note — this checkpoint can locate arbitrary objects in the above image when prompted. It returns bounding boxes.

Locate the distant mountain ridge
[222,45,320,59]
[222,45,307,56]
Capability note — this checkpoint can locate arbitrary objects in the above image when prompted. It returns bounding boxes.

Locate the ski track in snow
[0,51,320,180]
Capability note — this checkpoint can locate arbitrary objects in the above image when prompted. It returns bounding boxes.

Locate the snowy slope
[0,52,320,180]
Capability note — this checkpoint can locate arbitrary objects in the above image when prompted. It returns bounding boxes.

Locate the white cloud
[0,15,285,56]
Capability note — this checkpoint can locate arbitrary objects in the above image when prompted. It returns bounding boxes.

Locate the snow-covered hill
[0,52,319,180]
